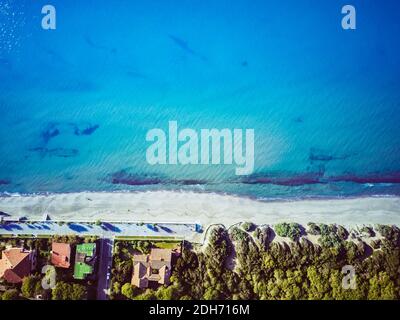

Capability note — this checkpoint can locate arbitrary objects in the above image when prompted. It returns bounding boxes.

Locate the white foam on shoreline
[0,191,399,227]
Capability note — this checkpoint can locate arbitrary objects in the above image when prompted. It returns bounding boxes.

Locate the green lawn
[153,241,181,249]
[114,235,183,241]
[76,243,95,256]
[74,262,93,280]
[73,243,96,279]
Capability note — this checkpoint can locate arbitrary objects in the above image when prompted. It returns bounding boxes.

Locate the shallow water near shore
[1,0,400,200]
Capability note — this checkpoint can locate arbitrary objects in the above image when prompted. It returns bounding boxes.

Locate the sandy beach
[0,191,399,228]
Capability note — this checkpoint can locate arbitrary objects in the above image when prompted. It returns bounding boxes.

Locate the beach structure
[42,213,51,221]
[131,248,172,288]
[0,247,36,284]
[51,242,71,268]
[73,243,96,280]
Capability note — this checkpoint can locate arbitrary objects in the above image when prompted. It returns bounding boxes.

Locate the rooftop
[131,248,172,288]
[0,247,34,284]
[51,242,71,269]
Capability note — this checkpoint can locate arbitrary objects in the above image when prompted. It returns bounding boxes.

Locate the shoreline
[1,190,399,228]
[2,187,400,202]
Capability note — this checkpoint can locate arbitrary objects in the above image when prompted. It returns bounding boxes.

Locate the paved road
[97,238,114,300]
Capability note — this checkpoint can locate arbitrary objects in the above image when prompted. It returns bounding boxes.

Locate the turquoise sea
[1,0,400,199]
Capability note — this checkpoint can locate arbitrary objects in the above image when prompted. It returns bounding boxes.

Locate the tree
[113,259,133,283]
[203,287,220,300]
[306,266,331,299]
[52,282,70,300]
[110,223,400,300]
[52,281,87,300]
[368,272,397,300]
[307,222,321,235]
[156,285,178,300]
[21,276,41,298]
[121,283,137,299]
[113,281,121,295]
[136,241,151,254]
[274,223,302,241]
[2,289,19,300]
[241,222,256,232]
[70,284,87,300]
[134,289,156,300]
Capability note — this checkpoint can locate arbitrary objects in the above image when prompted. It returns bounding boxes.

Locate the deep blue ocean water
[0,0,400,199]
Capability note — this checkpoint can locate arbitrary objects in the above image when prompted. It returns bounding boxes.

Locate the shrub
[254,226,273,250]
[376,225,400,245]
[274,223,302,241]
[1,289,19,300]
[112,281,121,295]
[134,240,152,254]
[360,226,375,237]
[319,224,333,237]
[241,222,256,232]
[318,232,343,248]
[307,223,321,235]
[113,259,133,284]
[134,289,156,300]
[121,283,138,300]
[52,282,87,300]
[336,225,349,240]
[21,276,41,298]
[370,239,381,249]
[230,227,248,242]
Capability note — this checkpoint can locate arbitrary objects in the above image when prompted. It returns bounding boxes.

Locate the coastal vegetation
[1,223,399,300]
[274,222,303,241]
[111,223,400,300]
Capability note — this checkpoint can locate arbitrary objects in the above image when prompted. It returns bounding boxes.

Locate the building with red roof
[0,247,36,284]
[51,242,71,268]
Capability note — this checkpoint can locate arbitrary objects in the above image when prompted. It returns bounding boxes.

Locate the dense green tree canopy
[111,224,400,300]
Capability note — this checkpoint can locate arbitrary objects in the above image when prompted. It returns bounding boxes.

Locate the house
[0,247,36,284]
[51,242,71,268]
[131,248,172,288]
[73,243,96,280]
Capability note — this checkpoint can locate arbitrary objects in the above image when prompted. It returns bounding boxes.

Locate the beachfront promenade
[0,220,200,241]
